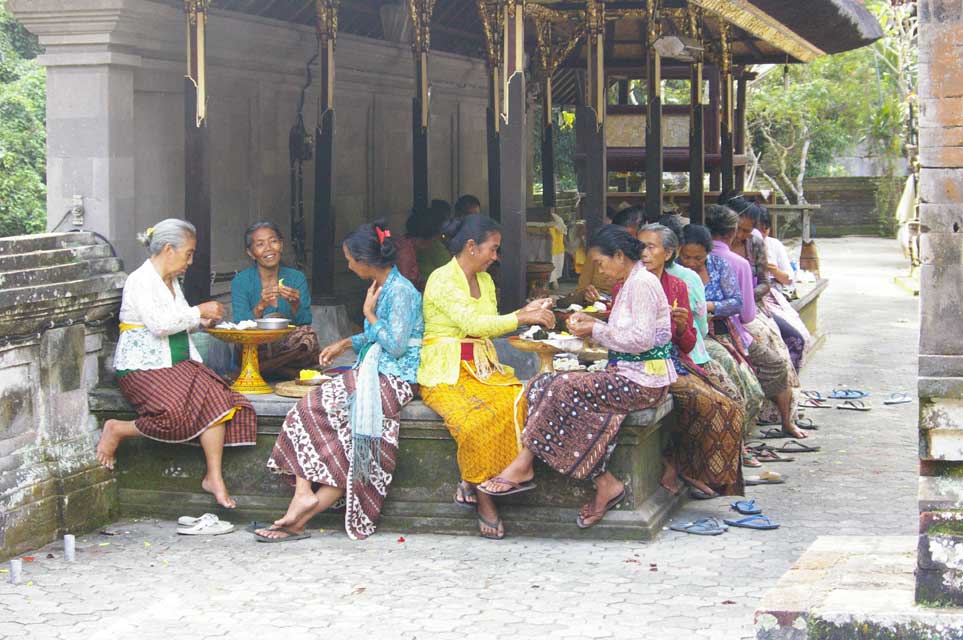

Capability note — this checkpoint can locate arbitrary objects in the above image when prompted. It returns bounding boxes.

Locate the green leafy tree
[0,0,46,237]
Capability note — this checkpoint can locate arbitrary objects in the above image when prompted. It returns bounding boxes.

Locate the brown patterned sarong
[258,324,321,379]
[266,370,413,540]
[523,371,667,481]
[668,367,745,496]
[117,359,256,446]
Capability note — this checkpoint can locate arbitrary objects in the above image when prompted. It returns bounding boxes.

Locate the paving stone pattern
[0,238,919,640]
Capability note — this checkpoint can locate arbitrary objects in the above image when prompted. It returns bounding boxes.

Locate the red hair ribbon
[376,227,392,245]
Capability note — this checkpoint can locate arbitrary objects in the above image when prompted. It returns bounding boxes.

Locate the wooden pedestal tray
[206,327,293,394]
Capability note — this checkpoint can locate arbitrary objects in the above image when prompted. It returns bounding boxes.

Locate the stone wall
[0,233,124,561]
[916,0,963,606]
[786,176,906,238]
[9,0,490,296]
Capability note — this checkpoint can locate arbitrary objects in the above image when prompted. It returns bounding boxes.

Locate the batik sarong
[118,359,256,446]
[420,363,526,484]
[522,371,667,481]
[267,369,413,540]
[258,324,321,379]
[705,338,764,436]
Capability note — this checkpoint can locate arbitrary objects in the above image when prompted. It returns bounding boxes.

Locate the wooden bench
[790,278,830,341]
[89,385,680,540]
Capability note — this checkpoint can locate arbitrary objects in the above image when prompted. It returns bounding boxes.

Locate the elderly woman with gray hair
[96,218,256,509]
[231,221,319,379]
[637,223,745,498]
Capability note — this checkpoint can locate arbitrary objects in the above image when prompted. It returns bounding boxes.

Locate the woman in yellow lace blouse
[418,214,554,540]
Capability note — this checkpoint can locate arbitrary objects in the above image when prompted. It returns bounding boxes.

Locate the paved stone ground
[1,237,919,640]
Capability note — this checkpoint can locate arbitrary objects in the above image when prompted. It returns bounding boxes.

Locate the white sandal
[176,513,234,536]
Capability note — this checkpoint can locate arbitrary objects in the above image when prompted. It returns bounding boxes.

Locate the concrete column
[9,1,144,269]
[916,0,963,606]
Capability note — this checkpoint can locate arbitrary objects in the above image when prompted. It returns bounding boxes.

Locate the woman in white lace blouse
[96,218,257,509]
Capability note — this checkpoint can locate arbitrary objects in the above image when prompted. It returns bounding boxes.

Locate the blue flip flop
[669,517,727,536]
[829,388,869,400]
[723,514,780,530]
[730,499,762,515]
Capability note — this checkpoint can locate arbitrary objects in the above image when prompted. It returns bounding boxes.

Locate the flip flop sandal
[884,392,913,405]
[478,514,505,540]
[752,447,795,463]
[730,499,762,515]
[253,527,311,543]
[669,517,727,536]
[177,518,235,536]
[244,521,275,534]
[798,399,832,409]
[830,388,870,400]
[773,439,821,453]
[178,513,219,527]
[744,471,785,486]
[476,477,537,497]
[837,399,871,411]
[794,417,818,431]
[689,487,720,500]
[576,488,626,529]
[742,452,763,467]
[723,514,781,530]
[801,390,826,401]
[759,427,792,439]
[454,483,478,510]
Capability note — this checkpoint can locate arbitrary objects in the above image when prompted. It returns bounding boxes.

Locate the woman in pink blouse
[479,225,675,529]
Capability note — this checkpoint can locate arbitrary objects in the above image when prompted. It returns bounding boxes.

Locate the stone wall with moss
[0,232,124,561]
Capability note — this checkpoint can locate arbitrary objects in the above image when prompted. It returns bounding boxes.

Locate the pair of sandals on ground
[670,499,781,536]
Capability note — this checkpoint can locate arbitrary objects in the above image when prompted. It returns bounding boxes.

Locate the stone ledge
[90,383,679,539]
[755,536,963,640]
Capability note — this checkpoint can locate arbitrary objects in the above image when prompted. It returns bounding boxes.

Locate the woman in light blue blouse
[257,221,424,541]
[231,221,318,379]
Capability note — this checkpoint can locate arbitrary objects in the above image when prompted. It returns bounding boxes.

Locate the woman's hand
[278,284,301,308]
[517,307,556,329]
[254,285,279,318]
[670,306,689,337]
[362,281,383,325]
[199,316,217,329]
[522,297,554,312]
[197,301,224,322]
[706,300,716,313]
[319,338,352,367]
[565,312,596,338]
[584,285,601,304]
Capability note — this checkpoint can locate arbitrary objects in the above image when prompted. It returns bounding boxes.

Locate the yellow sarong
[420,361,527,484]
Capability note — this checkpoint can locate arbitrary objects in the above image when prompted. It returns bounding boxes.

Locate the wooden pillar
[581,0,606,239]
[479,1,503,220]
[541,74,556,209]
[410,0,434,213]
[498,0,527,311]
[688,7,704,223]
[644,0,663,222]
[311,1,338,301]
[734,72,748,193]
[708,66,720,192]
[719,22,735,197]
[183,0,211,305]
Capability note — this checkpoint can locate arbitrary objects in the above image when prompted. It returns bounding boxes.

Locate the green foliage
[0,0,46,237]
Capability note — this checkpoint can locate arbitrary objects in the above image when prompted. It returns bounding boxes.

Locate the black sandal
[454,482,478,510]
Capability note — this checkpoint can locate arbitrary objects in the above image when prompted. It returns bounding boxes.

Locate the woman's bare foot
[201,475,237,509]
[784,424,808,439]
[95,420,124,470]
[681,474,715,496]
[578,474,625,527]
[476,493,504,539]
[273,492,320,528]
[455,481,478,507]
[255,524,306,540]
[660,456,681,494]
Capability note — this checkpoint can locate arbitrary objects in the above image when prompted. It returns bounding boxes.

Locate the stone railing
[0,232,125,561]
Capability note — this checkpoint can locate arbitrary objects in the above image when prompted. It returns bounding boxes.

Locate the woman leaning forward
[257,221,423,541]
[481,225,675,529]
[96,218,256,509]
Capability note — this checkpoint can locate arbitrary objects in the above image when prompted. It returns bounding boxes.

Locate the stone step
[0,244,113,273]
[0,257,122,289]
[0,272,127,310]
[0,232,98,256]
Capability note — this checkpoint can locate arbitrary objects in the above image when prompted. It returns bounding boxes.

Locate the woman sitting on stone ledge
[417,214,555,540]
[231,221,319,379]
[257,221,423,541]
[479,225,675,530]
[637,223,745,499]
[96,218,257,509]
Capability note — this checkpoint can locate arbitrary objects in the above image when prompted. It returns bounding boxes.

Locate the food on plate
[213,319,258,330]
[299,369,324,381]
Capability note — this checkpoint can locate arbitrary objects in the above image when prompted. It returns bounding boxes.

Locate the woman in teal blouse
[231,221,319,379]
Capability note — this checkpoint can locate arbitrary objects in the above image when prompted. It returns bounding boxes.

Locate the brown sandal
[576,488,626,529]
[477,477,536,496]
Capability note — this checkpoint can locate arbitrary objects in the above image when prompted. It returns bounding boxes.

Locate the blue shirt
[350,267,424,383]
[231,266,313,326]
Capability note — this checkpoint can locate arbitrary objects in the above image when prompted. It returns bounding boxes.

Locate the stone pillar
[916,0,963,606]
[9,1,144,270]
